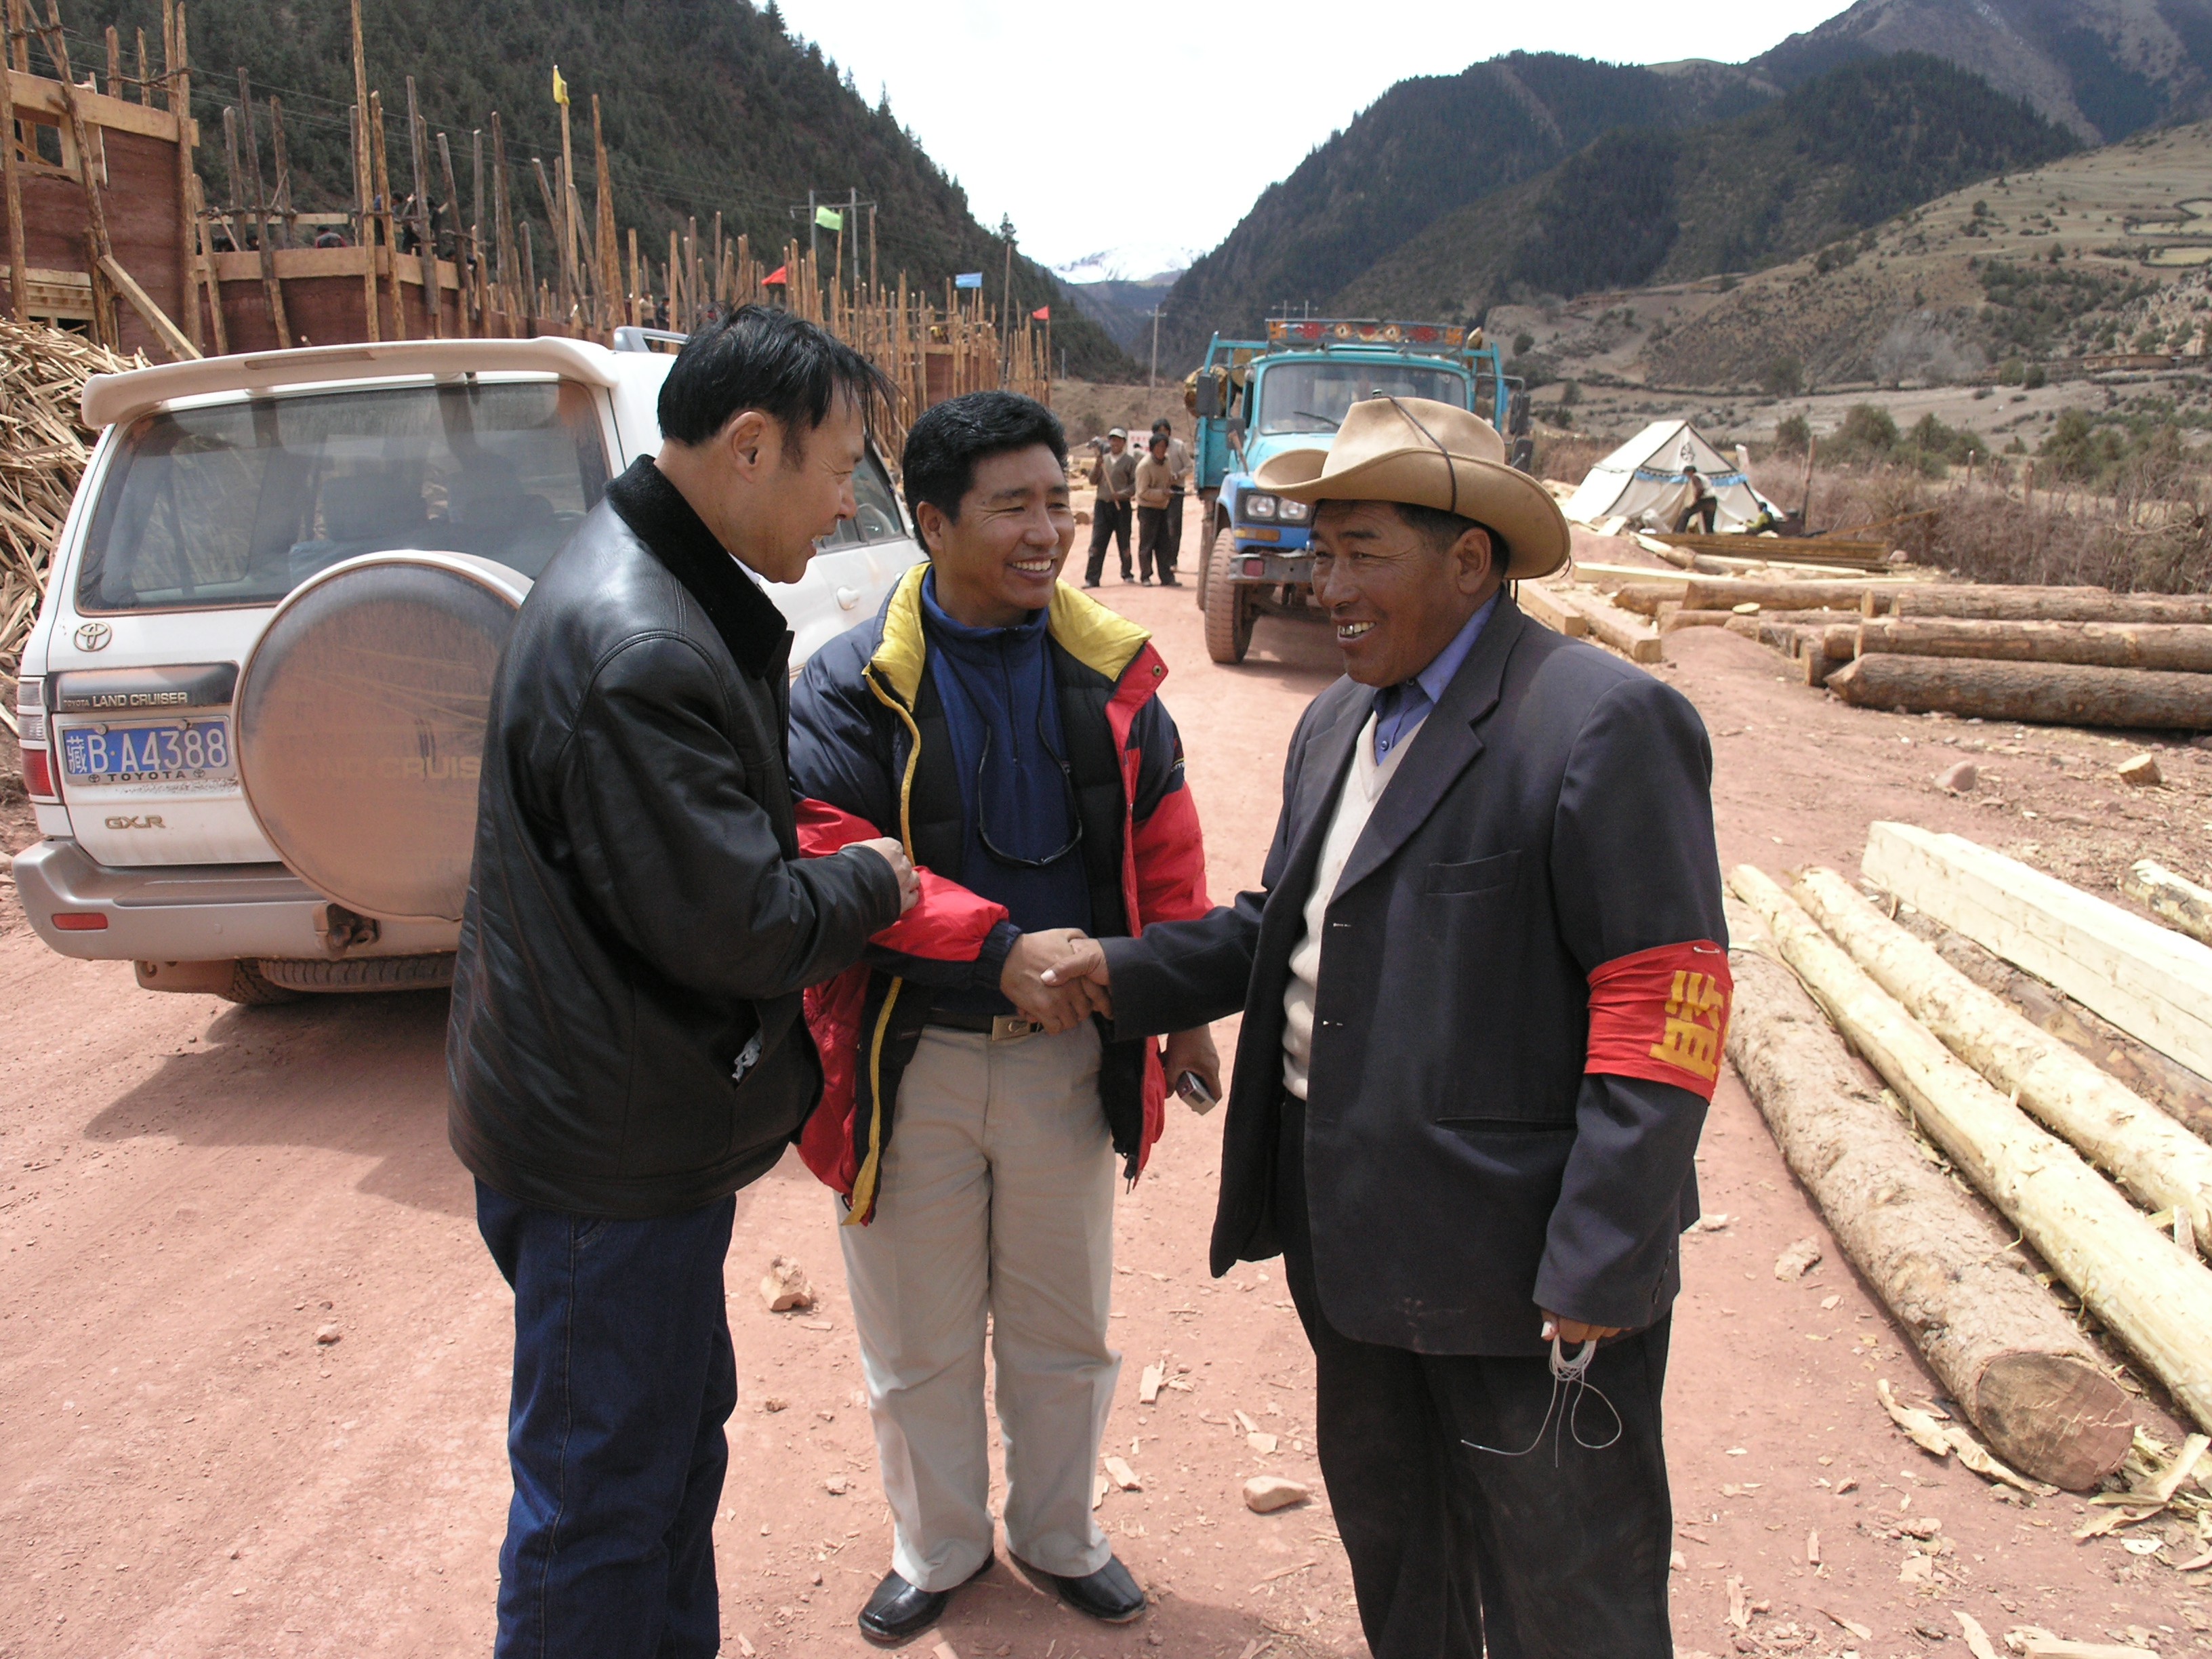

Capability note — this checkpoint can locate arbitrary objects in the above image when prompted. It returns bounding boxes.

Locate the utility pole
[1149,305,1165,389]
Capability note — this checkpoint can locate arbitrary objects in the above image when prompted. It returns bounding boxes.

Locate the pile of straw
[0,321,142,692]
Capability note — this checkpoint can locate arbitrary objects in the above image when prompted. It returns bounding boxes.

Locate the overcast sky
[778,0,1859,277]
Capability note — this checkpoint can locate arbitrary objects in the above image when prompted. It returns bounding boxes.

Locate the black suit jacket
[1105,598,1724,1355]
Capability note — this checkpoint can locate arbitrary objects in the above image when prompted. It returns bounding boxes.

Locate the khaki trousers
[838,1023,1119,1591]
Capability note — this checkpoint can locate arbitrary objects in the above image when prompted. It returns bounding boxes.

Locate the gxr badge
[74,621,112,651]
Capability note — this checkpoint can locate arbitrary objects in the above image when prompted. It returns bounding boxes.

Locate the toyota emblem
[73,621,112,651]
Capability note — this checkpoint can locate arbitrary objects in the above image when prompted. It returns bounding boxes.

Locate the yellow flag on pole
[552,64,569,106]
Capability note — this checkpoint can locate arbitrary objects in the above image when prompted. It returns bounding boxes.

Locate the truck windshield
[1254,363,1470,436]
[77,379,609,614]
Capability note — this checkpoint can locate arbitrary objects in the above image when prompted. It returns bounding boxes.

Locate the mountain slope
[59,0,1134,375]
[1152,51,1776,365]
[1334,54,2080,323]
[1753,0,2212,142]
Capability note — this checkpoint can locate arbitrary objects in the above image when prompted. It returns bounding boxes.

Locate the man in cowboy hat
[1042,396,1727,1658]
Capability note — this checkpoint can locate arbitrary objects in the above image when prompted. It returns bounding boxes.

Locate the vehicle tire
[1197,524,1232,613]
[253,954,457,995]
[214,960,308,1006]
[1204,537,1256,664]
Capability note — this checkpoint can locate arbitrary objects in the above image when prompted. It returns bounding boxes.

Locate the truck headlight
[1243,494,1278,520]
[1277,498,1311,523]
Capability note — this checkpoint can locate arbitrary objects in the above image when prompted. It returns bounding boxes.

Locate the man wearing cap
[1151,418,1191,567]
[1084,428,1137,587]
[1042,396,1727,1657]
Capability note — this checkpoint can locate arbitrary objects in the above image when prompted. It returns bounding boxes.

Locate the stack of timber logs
[1803,585,2212,728]
[1732,856,2212,1451]
[1722,893,2135,1489]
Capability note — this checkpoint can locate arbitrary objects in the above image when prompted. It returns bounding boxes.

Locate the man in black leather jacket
[448,307,919,1659]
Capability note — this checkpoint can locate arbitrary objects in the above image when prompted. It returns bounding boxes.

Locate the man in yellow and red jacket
[787,391,1213,1645]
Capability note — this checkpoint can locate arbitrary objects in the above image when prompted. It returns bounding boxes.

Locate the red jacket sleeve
[1130,781,1211,927]
[795,798,1009,961]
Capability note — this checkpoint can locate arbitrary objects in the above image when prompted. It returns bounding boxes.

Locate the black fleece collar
[605,456,791,680]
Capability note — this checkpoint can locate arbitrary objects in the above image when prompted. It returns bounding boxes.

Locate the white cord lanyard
[1462,1334,1625,1463]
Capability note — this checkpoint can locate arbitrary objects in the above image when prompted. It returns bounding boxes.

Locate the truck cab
[1188,319,1528,662]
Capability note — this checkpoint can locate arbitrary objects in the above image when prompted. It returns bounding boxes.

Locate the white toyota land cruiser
[12,332,924,1002]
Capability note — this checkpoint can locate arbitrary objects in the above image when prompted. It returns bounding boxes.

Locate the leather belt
[928,1009,1047,1042]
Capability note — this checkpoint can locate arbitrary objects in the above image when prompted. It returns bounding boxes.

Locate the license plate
[60,716,236,785]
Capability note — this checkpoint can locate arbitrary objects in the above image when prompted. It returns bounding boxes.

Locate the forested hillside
[56,0,1134,375]
[1151,52,1776,366]
[1334,54,2079,323]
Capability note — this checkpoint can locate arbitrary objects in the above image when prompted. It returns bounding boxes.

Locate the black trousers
[1136,505,1176,581]
[1673,497,1716,534]
[1166,489,1186,564]
[1085,498,1132,582]
[1275,1097,1677,1659]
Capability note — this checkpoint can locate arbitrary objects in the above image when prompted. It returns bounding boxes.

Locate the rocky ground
[2,520,2210,1658]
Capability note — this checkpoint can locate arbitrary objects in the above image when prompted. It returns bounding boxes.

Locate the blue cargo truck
[1188,318,1528,662]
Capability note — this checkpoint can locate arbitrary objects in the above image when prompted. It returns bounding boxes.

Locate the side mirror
[1193,375,1223,419]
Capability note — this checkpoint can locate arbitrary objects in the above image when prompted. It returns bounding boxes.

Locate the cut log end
[1971,1351,2136,1492]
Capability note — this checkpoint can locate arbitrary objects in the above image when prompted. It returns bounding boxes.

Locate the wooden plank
[96,251,195,359]
[5,66,188,142]
[1892,586,2212,623]
[1550,587,1662,663]
[1734,863,2212,1439]
[1863,822,2212,1079]
[1795,867,2212,1258]
[1515,583,1589,639]
[1722,894,2133,1489]
[2120,860,2212,949]
[0,39,29,321]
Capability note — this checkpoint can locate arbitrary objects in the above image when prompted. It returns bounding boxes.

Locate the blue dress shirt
[1370,592,1500,763]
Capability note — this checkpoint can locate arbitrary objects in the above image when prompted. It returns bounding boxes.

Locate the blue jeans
[476,1179,739,1659]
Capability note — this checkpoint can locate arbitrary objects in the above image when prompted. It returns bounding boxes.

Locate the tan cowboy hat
[1252,396,1570,579]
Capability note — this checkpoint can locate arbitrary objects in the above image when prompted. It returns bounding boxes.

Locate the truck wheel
[1204,538,1256,664]
[1197,525,1232,612]
[253,954,457,995]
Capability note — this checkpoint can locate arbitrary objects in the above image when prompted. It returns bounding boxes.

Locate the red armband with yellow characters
[1584,941,1733,1101]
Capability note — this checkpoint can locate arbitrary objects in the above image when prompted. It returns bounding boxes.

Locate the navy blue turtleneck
[920,569,1093,1015]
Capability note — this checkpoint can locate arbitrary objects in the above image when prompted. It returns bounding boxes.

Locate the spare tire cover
[237,551,529,923]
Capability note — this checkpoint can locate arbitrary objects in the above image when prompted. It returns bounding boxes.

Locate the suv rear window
[77,379,610,613]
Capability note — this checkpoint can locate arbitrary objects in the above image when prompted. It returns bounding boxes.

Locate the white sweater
[1281,713,1408,1101]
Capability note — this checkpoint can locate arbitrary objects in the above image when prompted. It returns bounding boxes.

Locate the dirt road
[4,555,2211,1658]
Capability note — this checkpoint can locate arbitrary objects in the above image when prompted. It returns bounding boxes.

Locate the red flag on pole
[764,265,788,285]
[1031,305,1050,321]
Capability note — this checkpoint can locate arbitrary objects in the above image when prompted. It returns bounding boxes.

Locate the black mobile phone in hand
[1175,1069,1217,1114]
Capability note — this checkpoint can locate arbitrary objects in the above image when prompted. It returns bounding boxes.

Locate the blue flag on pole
[954,272,984,289]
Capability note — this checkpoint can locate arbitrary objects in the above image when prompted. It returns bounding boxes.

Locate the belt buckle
[990,1015,1044,1042]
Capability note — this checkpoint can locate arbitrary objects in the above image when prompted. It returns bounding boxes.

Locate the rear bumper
[10,839,462,962]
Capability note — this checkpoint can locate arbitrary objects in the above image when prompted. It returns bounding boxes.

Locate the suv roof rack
[81,337,624,429]
[612,326,690,352]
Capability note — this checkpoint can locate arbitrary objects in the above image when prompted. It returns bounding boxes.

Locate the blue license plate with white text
[60,717,236,785]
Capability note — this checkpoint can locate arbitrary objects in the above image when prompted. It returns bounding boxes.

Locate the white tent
[1562,419,1780,532]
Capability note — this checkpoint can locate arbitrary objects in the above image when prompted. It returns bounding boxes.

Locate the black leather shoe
[1016,1553,1146,1623]
[857,1557,992,1646]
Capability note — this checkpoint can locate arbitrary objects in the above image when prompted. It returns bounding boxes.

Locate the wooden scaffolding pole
[591,94,616,335]
[404,77,436,337]
[348,0,375,340]
[435,128,464,337]
[491,112,515,329]
[0,30,28,321]
[237,71,289,347]
[368,89,399,338]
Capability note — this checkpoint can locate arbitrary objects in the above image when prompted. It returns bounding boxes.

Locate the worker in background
[1083,427,1136,586]
[1673,464,1717,534]
[1040,396,1725,1659]
[1152,417,1191,569]
[786,391,1214,1645]
[1134,430,1180,586]
[449,308,920,1659]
